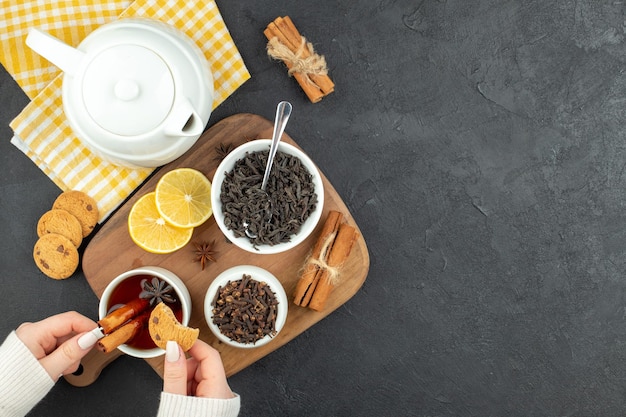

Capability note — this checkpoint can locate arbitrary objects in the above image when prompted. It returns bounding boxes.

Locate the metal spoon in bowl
[244,101,293,239]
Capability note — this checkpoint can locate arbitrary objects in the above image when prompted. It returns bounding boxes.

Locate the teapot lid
[80,44,174,136]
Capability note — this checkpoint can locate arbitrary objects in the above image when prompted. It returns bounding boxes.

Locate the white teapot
[26,18,214,168]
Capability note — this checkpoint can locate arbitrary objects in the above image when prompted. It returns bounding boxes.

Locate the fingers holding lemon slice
[128,168,213,254]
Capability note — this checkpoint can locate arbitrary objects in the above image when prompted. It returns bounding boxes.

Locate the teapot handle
[26,29,85,76]
[164,98,205,138]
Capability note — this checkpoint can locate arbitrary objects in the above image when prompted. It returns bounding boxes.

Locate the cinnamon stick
[97,312,149,354]
[97,298,150,334]
[308,223,358,311]
[293,211,343,306]
[265,16,334,103]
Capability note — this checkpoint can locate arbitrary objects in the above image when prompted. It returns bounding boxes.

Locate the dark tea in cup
[105,274,183,350]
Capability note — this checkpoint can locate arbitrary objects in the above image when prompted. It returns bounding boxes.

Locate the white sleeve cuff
[157,391,240,417]
[0,331,55,417]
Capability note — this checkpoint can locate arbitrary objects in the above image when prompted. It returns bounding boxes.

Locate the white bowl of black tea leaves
[211,139,324,254]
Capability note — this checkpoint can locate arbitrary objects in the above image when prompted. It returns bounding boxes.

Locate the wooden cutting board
[66,113,369,387]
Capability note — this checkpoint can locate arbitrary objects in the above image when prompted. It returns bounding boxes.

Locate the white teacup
[98,266,191,358]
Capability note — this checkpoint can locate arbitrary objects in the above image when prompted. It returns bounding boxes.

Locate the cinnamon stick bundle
[294,211,358,311]
[294,210,343,306]
[308,223,358,311]
[97,297,150,334]
[265,16,334,103]
[97,312,149,354]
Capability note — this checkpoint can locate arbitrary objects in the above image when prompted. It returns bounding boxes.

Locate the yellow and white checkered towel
[1,0,250,221]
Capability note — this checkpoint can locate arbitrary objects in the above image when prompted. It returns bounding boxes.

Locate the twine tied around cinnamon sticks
[307,230,341,285]
[294,211,358,311]
[267,36,329,79]
[265,16,335,103]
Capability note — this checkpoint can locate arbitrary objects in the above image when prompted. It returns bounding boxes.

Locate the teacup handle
[63,348,124,387]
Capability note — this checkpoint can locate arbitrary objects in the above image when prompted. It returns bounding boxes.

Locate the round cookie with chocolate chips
[37,209,83,247]
[52,190,99,237]
[33,233,79,279]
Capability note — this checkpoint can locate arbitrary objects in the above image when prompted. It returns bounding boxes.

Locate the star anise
[194,240,217,270]
[214,142,235,161]
[139,277,176,306]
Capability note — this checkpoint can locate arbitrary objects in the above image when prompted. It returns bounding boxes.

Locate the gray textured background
[2,1,626,416]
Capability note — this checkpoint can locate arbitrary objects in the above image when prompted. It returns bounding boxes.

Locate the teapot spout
[26,29,85,76]
[164,98,205,138]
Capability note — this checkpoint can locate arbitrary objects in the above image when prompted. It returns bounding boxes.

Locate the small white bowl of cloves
[204,265,288,348]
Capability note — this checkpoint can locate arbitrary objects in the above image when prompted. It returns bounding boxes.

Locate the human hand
[15,311,98,382]
[163,339,235,398]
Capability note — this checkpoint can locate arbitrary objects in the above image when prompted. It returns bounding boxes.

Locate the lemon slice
[155,168,213,228]
[128,192,193,254]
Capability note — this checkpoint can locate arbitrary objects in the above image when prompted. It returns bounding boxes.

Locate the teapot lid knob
[81,44,174,136]
[114,79,140,101]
